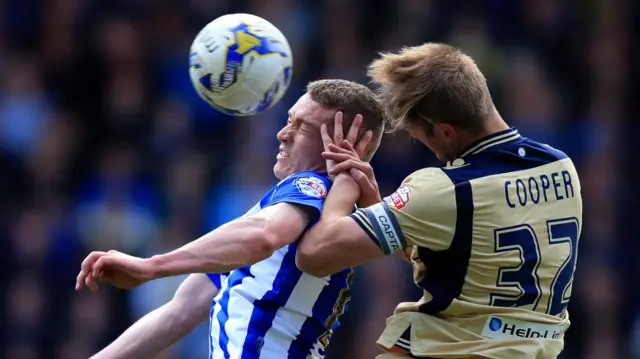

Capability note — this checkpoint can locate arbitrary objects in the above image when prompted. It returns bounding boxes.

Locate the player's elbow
[296,256,331,278]
[166,296,209,332]
[167,273,216,332]
[296,231,332,277]
[248,217,282,258]
[253,231,280,258]
[296,251,322,277]
[238,214,300,264]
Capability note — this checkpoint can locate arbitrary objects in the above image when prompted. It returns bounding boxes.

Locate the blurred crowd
[0,0,638,358]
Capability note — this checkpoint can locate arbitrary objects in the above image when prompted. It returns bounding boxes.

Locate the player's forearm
[150,216,275,277]
[296,174,360,276]
[302,173,359,248]
[297,215,358,276]
[91,302,199,359]
[321,173,360,220]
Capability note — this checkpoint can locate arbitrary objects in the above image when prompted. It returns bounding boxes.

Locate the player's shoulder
[274,171,331,199]
[402,167,454,189]
[515,137,571,163]
[388,167,455,209]
[439,130,575,184]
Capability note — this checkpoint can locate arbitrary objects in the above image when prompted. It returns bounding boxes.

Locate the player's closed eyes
[299,124,312,133]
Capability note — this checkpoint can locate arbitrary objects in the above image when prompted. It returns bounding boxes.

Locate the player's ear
[440,123,455,139]
[435,123,456,139]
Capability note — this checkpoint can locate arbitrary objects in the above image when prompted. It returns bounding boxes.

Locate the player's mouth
[277,147,289,160]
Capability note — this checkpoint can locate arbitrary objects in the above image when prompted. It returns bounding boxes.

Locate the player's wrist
[328,173,360,213]
[146,254,170,279]
[334,173,360,194]
[148,249,209,278]
[357,193,382,208]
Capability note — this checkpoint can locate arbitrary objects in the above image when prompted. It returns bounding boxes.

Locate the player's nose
[276,125,291,142]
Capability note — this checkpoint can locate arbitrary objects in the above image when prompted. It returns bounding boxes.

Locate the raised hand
[320,111,381,207]
[323,141,382,207]
[320,111,372,180]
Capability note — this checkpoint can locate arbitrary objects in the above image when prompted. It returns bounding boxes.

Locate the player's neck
[456,111,510,155]
[477,112,510,139]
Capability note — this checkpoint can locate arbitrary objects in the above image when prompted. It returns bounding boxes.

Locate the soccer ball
[189,13,293,116]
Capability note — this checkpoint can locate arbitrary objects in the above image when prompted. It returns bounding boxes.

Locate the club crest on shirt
[384,184,411,209]
[294,177,327,198]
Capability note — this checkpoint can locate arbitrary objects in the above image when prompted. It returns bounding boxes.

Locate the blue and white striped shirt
[206,171,354,359]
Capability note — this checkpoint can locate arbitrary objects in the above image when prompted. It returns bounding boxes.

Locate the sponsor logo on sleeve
[294,177,328,198]
[384,184,411,209]
[481,316,565,340]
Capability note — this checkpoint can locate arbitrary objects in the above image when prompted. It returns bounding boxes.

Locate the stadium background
[0,0,638,358]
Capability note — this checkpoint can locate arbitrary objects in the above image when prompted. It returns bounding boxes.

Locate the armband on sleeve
[352,168,458,253]
[350,202,407,255]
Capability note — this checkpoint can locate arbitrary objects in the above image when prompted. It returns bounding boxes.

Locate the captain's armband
[349,202,407,255]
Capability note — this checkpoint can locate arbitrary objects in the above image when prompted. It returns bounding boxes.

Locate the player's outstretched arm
[91,273,216,359]
[147,202,311,276]
[296,173,385,277]
[76,202,313,291]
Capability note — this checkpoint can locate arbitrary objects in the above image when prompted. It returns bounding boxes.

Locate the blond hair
[367,43,493,134]
[306,79,386,161]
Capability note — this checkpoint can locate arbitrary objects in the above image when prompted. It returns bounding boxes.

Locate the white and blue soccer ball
[189,13,293,116]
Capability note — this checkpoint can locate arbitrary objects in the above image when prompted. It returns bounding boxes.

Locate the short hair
[306,79,386,161]
[367,43,493,134]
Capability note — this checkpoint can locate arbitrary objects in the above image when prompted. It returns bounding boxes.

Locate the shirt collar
[459,127,521,157]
